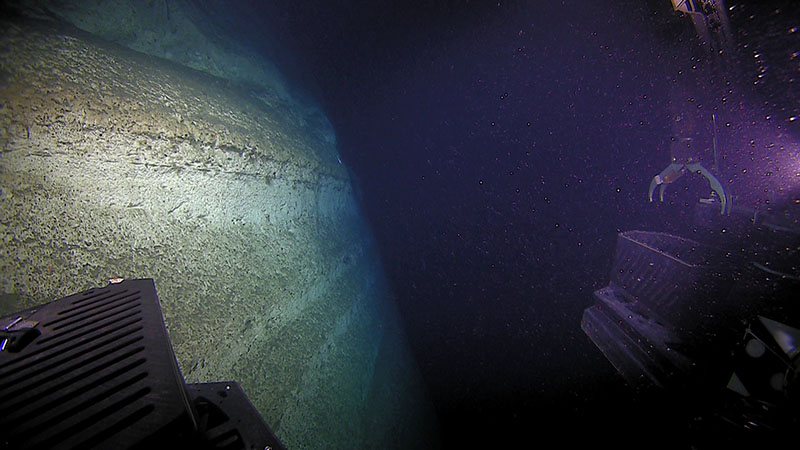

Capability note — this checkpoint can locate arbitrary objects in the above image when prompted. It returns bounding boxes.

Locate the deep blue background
[302,2,684,445]
[196,0,798,446]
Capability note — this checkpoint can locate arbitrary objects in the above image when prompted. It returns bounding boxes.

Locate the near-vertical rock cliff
[0,17,438,449]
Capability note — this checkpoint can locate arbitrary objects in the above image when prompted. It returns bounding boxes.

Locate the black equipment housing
[0,278,286,450]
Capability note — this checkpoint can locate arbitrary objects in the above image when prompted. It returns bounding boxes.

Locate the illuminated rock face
[0,21,438,450]
[15,0,294,103]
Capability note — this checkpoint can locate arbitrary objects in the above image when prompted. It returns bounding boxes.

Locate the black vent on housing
[188,382,283,450]
[0,279,194,450]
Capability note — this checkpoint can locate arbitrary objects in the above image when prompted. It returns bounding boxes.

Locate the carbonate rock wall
[16,0,296,105]
[0,18,438,450]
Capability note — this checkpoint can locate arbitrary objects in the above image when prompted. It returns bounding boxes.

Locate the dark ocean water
[199,0,798,447]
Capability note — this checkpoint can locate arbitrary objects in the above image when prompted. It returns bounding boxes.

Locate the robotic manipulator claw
[648,161,730,214]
